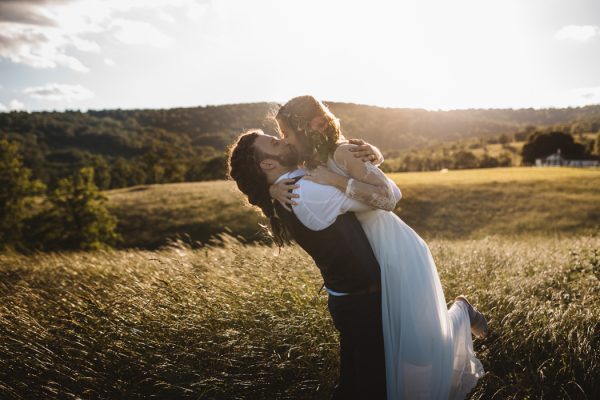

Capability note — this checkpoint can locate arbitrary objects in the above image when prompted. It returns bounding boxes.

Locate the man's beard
[276,144,300,167]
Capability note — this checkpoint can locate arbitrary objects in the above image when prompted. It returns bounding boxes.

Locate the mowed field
[1,167,600,399]
[106,167,600,248]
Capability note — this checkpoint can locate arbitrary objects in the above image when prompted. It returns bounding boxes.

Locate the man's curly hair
[227,130,287,247]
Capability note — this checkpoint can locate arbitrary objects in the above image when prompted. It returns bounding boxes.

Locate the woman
[270,95,487,400]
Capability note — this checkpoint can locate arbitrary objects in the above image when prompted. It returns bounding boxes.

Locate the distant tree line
[380,124,600,172]
[0,111,233,191]
[1,103,600,190]
[380,148,513,172]
[328,102,600,150]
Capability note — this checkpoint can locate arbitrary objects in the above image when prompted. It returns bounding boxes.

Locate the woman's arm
[303,144,401,211]
[268,141,383,210]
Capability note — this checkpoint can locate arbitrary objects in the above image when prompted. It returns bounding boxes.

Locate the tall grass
[1,235,599,399]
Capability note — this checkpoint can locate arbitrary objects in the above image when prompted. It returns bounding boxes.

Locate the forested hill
[328,103,600,148]
[4,101,600,151]
[1,102,600,189]
[84,102,600,149]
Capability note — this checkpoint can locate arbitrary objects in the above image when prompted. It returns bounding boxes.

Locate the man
[227,130,401,399]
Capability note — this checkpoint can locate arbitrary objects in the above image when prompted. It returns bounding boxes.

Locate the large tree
[0,138,45,250]
[521,131,587,165]
[42,167,120,250]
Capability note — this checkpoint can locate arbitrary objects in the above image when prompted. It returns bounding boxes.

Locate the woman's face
[277,117,317,163]
[282,130,300,152]
[277,119,302,151]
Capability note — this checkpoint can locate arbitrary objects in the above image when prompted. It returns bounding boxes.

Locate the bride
[270,95,487,399]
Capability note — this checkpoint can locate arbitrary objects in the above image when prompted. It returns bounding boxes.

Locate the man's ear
[259,159,277,171]
[310,116,328,133]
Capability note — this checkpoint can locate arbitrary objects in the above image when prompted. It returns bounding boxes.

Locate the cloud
[113,19,171,47]
[104,57,115,66]
[0,22,92,72]
[555,25,600,41]
[0,0,71,26]
[157,10,176,23]
[186,1,209,21]
[574,86,600,101]
[0,0,208,71]
[70,36,101,52]
[0,103,7,112]
[561,86,600,107]
[9,99,25,111]
[23,83,95,101]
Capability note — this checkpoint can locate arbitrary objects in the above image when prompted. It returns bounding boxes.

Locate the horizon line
[3,100,600,114]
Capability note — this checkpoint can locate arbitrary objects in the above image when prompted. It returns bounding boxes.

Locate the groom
[227,129,390,399]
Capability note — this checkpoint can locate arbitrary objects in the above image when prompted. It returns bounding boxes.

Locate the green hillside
[106,167,600,249]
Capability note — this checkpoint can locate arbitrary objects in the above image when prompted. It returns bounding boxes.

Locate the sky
[0,0,599,112]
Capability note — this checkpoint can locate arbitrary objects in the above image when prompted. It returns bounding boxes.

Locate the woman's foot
[455,295,489,339]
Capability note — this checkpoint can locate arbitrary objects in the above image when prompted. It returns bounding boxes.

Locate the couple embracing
[227,95,488,399]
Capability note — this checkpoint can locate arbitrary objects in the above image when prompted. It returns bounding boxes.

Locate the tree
[110,157,147,188]
[521,131,587,165]
[498,134,511,144]
[199,156,227,180]
[453,150,478,169]
[514,126,536,142]
[497,152,513,167]
[42,167,119,250]
[0,139,45,250]
[478,154,499,168]
[595,132,600,156]
[87,154,111,189]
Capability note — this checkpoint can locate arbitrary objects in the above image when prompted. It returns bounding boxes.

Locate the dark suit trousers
[327,291,387,400]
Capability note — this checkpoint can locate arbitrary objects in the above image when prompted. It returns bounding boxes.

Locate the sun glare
[1,0,599,111]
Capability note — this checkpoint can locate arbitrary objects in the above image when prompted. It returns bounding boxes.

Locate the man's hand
[269,179,299,212]
[348,138,384,165]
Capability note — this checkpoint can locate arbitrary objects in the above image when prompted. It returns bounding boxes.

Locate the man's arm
[347,139,384,166]
[269,140,382,211]
[291,180,373,231]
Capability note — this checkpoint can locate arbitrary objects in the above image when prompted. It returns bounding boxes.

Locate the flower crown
[278,111,336,164]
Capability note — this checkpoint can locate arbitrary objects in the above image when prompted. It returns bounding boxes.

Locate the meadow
[1,167,600,399]
[106,167,600,248]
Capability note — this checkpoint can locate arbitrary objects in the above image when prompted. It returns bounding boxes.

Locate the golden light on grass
[104,167,600,248]
[1,236,598,398]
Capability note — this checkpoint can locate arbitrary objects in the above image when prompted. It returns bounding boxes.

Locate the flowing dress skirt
[355,209,484,399]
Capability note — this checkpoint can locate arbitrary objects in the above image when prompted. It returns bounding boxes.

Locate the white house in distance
[535,149,599,167]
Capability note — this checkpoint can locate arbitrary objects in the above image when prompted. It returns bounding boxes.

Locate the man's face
[253,133,299,167]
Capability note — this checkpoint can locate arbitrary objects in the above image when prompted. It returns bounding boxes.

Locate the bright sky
[1,0,599,112]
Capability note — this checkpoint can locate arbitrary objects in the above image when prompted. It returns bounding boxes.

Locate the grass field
[2,166,599,399]
[106,167,600,249]
[1,236,598,399]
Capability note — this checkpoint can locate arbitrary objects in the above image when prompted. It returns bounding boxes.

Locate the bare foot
[455,295,489,339]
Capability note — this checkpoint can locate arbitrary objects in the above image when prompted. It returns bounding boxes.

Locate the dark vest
[273,176,381,293]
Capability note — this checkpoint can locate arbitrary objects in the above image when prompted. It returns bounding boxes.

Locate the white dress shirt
[274,168,402,296]
[274,168,373,231]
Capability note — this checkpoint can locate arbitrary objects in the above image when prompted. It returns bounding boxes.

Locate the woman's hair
[276,95,344,168]
[226,130,287,247]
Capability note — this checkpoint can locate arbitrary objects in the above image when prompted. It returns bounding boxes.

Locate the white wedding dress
[327,158,484,400]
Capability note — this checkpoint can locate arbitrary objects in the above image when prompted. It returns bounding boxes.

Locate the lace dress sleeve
[332,144,400,211]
